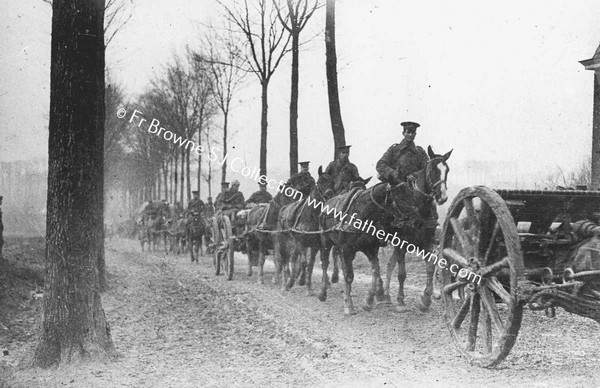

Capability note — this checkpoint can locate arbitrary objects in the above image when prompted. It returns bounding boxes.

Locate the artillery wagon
[439,186,600,367]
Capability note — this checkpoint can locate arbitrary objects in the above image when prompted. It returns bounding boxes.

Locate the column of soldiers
[137,120,431,238]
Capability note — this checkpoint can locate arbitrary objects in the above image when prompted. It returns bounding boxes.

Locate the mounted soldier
[246,182,273,206]
[376,121,428,185]
[214,182,230,210]
[325,145,365,194]
[188,190,204,216]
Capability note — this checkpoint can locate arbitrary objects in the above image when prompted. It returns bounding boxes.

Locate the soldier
[246,182,273,206]
[214,182,230,210]
[204,197,215,218]
[325,145,364,194]
[188,190,204,215]
[287,161,316,197]
[221,180,245,211]
[376,121,428,185]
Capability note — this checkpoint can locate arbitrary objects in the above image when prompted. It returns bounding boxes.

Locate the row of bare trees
[35,0,350,368]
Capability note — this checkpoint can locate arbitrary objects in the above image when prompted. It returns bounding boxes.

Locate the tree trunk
[222,112,228,183]
[260,80,269,177]
[32,0,114,368]
[180,147,185,205]
[197,125,202,195]
[289,31,299,176]
[163,162,168,200]
[325,0,346,159]
[185,148,191,205]
[174,152,178,204]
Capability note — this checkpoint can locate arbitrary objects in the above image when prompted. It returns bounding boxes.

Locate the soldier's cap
[221,181,230,187]
[298,161,310,167]
[337,145,351,152]
[400,121,420,131]
[207,196,212,201]
[192,190,199,195]
[258,182,267,187]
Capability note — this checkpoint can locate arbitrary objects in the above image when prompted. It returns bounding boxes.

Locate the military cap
[298,161,310,168]
[400,121,420,131]
[258,182,267,187]
[337,145,351,151]
[221,181,230,187]
[192,190,199,195]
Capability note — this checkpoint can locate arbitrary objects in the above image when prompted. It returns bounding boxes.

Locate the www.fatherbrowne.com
[123,108,481,286]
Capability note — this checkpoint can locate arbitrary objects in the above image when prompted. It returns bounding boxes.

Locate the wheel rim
[441,186,525,367]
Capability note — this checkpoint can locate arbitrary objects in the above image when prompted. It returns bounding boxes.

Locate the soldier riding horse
[318,147,452,315]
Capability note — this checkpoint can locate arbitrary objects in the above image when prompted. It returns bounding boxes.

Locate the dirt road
[3,238,600,387]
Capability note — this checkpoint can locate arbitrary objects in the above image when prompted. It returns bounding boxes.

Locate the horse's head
[349,176,372,191]
[424,146,452,205]
[316,166,335,200]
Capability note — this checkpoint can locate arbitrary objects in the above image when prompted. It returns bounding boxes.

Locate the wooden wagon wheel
[221,216,235,281]
[212,216,222,276]
[440,186,525,367]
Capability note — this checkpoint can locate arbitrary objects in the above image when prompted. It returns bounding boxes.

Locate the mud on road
[2,238,600,387]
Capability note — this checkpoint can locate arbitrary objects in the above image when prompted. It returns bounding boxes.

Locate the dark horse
[245,177,314,284]
[275,167,334,293]
[146,214,168,253]
[318,146,452,315]
[187,212,206,262]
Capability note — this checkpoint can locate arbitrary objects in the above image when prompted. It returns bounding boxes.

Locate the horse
[245,177,315,284]
[166,217,188,254]
[147,214,168,253]
[187,212,206,262]
[275,167,334,293]
[382,146,452,312]
[318,146,452,315]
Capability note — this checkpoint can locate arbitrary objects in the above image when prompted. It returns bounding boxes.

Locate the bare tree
[32,0,115,367]
[195,24,248,183]
[275,0,319,175]
[325,0,345,158]
[218,0,291,177]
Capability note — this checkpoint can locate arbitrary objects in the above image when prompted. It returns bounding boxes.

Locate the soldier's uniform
[376,122,428,184]
[246,185,273,205]
[214,182,230,210]
[221,189,245,211]
[288,161,315,196]
[188,191,205,215]
[325,146,363,194]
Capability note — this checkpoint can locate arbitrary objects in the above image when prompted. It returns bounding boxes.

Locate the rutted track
[5,238,600,387]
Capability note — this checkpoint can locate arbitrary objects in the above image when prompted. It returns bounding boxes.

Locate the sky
[2,0,600,198]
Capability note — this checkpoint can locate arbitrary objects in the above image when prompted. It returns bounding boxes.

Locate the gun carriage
[440,186,600,367]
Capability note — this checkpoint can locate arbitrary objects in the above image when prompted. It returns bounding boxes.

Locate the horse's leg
[304,245,317,296]
[396,248,409,313]
[339,247,357,316]
[286,239,300,290]
[246,236,254,277]
[419,259,436,312]
[318,238,332,302]
[362,245,383,312]
[297,244,307,287]
[331,246,340,284]
[381,246,398,302]
[258,236,267,285]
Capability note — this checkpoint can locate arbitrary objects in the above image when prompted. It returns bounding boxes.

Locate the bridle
[410,157,447,202]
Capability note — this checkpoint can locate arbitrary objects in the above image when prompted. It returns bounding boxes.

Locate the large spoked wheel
[440,186,525,367]
[212,216,222,276]
[221,216,235,281]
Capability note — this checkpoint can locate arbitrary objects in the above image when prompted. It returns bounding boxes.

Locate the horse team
[136,146,451,316]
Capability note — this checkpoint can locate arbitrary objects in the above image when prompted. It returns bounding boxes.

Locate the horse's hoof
[318,292,327,302]
[376,293,391,303]
[247,269,253,277]
[331,273,339,284]
[344,307,357,316]
[395,304,410,313]
[298,278,306,286]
